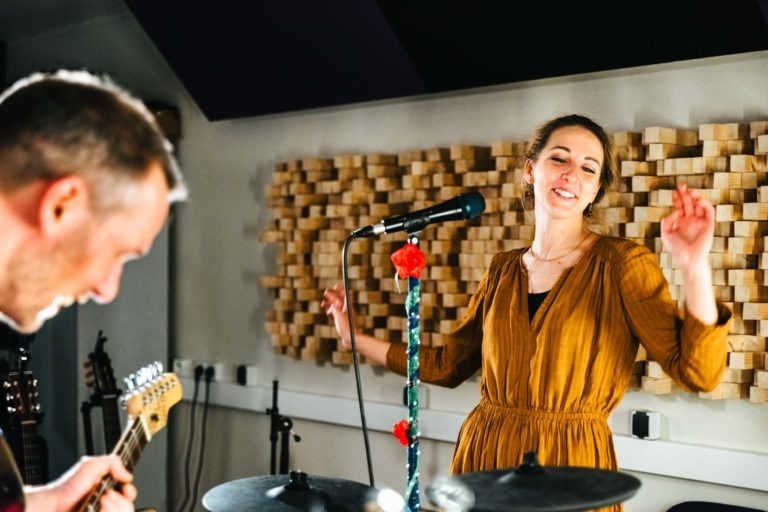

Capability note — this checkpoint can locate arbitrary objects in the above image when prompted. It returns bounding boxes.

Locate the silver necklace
[528,232,591,262]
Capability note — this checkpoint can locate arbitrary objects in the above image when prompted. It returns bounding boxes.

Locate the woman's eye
[583,167,597,174]
[551,156,566,163]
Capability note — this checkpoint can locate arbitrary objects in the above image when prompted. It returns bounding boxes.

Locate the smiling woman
[321,114,732,512]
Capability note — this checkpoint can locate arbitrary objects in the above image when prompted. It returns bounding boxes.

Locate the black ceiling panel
[124,0,768,121]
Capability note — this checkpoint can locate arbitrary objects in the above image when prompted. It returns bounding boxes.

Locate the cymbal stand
[266,379,300,474]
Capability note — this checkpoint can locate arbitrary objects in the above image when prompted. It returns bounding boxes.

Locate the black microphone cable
[342,235,375,487]
[176,364,204,512]
[189,366,214,512]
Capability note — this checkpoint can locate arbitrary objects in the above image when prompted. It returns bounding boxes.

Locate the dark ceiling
[123,0,768,121]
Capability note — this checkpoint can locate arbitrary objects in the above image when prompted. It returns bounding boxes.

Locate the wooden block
[756,370,768,388]
[495,156,523,170]
[455,158,492,173]
[621,160,656,177]
[367,153,398,166]
[749,385,768,404]
[744,203,768,221]
[631,175,675,192]
[714,204,742,222]
[734,221,768,238]
[633,206,671,223]
[727,269,763,286]
[491,140,526,157]
[699,383,744,400]
[645,360,668,378]
[426,147,450,162]
[624,222,660,238]
[698,122,750,141]
[646,143,701,161]
[730,154,766,172]
[743,303,768,321]
[728,351,766,369]
[734,286,768,303]
[450,144,491,160]
[750,121,768,138]
[643,126,699,145]
[756,134,768,155]
[726,335,767,352]
[699,382,750,400]
[641,375,673,394]
[660,156,726,175]
[741,172,767,189]
[398,150,425,166]
[614,131,643,146]
[759,186,768,203]
[720,367,754,383]
[617,146,645,161]
[702,137,752,157]
[606,191,648,208]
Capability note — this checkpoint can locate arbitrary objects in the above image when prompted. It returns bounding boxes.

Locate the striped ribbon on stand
[390,235,426,512]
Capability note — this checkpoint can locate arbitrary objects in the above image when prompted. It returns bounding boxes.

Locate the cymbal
[202,470,386,511]
[426,452,642,512]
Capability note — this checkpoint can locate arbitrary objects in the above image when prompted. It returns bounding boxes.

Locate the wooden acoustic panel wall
[257,120,768,405]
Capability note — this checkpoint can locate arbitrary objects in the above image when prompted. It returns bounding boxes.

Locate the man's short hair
[0,69,187,210]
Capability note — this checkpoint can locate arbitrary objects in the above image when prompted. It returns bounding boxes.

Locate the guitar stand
[266,380,301,475]
[81,401,96,456]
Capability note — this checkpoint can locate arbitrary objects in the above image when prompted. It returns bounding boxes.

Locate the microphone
[350,192,485,238]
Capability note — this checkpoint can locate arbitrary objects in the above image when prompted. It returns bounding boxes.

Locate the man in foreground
[0,69,187,511]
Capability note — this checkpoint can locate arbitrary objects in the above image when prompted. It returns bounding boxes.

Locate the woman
[322,114,731,506]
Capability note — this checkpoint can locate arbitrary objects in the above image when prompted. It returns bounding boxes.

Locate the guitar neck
[101,395,122,452]
[20,420,45,485]
[76,416,148,512]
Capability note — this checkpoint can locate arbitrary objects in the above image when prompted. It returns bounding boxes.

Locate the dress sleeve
[386,255,494,388]
[615,242,731,392]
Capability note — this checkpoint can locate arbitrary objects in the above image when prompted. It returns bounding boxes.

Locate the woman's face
[525,125,603,221]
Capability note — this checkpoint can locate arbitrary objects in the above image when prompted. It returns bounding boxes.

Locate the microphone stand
[401,232,422,512]
[342,235,376,487]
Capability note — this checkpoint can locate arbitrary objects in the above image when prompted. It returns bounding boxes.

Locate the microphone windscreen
[459,192,486,219]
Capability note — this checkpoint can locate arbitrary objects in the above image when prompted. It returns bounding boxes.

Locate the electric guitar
[83,330,122,453]
[4,370,47,485]
[76,363,181,512]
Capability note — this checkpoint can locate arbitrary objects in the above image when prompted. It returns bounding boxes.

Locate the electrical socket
[173,358,194,378]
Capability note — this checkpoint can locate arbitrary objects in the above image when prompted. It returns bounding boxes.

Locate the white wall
[174,49,768,511]
[6,10,768,512]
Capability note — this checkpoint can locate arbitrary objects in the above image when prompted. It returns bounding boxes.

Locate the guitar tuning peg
[2,382,10,389]
[124,375,135,391]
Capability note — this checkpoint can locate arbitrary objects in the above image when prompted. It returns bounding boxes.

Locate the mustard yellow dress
[386,236,731,509]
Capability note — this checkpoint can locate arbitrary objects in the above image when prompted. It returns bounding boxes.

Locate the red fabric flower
[393,418,409,446]
[390,243,426,279]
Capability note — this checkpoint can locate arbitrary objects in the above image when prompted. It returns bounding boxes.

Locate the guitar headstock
[83,330,120,397]
[122,362,182,440]
[4,371,41,421]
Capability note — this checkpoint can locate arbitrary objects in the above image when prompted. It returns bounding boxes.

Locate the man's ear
[39,176,90,235]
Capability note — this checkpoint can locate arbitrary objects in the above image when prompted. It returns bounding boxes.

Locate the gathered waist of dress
[478,398,608,421]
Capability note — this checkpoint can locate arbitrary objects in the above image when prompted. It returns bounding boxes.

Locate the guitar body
[0,428,24,512]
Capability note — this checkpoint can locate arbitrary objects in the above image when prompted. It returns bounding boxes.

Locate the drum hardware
[425,452,641,512]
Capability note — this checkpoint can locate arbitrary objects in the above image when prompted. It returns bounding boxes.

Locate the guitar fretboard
[20,419,44,485]
[76,416,149,512]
